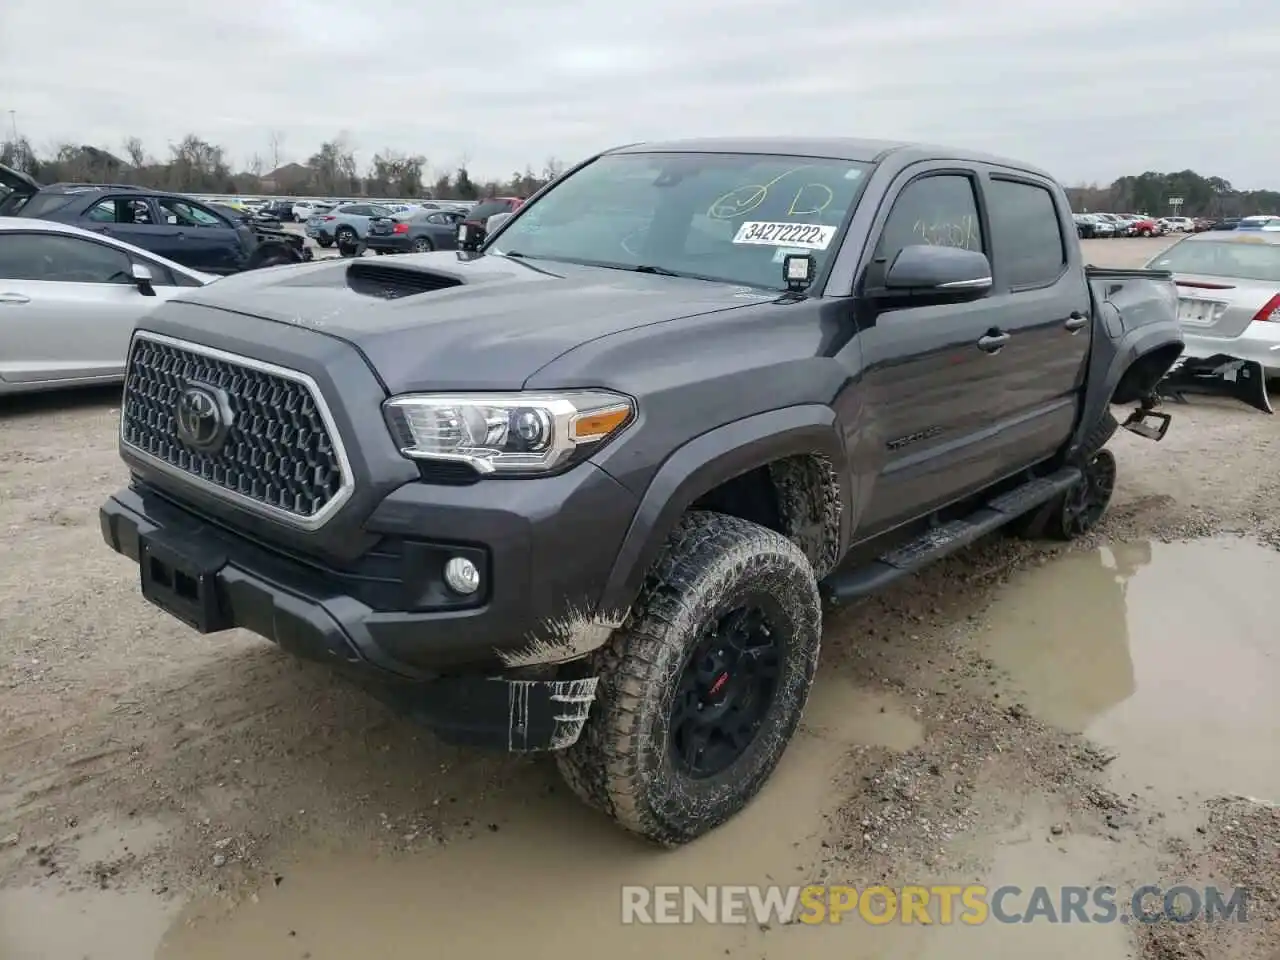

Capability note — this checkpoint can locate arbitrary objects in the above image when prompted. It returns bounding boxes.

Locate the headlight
[383,391,634,475]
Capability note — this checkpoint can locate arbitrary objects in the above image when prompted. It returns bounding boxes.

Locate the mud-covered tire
[555,510,822,846]
[1011,412,1119,539]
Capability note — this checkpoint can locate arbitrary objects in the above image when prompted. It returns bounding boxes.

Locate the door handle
[0,292,31,304]
[1065,312,1088,332]
[977,330,1010,353]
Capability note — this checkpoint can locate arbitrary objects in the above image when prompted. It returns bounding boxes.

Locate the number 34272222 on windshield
[732,221,837,250]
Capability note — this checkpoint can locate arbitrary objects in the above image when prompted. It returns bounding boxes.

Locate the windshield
[490,152,872,289]
[1149,238,1280,282]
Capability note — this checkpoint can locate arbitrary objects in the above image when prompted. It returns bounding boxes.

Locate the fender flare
[597,404,851,615]
[1067,321,1183,460]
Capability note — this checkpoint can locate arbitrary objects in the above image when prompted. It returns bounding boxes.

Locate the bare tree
[247,153,265,179]
[268,129,285,171]
[123,136,148,169]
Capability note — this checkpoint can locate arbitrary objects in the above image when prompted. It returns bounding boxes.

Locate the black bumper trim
[99,491,600,751]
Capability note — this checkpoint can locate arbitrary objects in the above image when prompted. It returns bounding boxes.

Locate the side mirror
[131,262,156,296]
[881,244,992,299]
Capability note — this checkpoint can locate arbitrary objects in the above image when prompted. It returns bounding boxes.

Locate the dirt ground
[2,237,1277,959]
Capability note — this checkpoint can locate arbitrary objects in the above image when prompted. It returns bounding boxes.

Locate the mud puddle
[0,674,925,960]
[971,536,1279,813]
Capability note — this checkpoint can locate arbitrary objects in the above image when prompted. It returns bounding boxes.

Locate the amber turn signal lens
[569,405,631,442]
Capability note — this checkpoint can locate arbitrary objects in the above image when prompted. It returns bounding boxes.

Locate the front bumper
[1182,326,1280,376]
[99,465,636,749]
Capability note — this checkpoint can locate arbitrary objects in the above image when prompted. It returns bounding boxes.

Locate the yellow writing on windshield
[709,167,835,221]
[914,215,981,250]
[787,183,834,216]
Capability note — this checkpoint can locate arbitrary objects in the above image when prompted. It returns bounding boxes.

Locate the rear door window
[986,178,1067,288]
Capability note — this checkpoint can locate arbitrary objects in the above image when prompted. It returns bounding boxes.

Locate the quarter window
[987,179,1066,287]
[874,174,984,267]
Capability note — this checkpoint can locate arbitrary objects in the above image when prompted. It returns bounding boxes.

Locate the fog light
[443,556,481,595]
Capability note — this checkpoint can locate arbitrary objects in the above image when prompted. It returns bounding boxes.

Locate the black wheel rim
[1062,449,1117,536]
[668,596,784,779]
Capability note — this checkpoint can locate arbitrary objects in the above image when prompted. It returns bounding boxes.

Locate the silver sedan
[1145,229,1280,376]
[0,217,215,395]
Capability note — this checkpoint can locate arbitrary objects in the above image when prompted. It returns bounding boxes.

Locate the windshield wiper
[632,264,683,277]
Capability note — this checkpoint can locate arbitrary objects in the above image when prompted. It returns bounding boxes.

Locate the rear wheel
[555,511,822,846]
[1042,448,1116,540]
[412,237,434,253]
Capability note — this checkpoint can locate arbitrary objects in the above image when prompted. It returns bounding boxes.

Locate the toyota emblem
[175,383,232,451]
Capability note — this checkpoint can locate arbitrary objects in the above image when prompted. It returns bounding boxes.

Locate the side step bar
[819,466,1083,606]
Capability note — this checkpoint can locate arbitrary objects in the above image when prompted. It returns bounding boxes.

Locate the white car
[0,217,215,395]
[1146,229,1280,377]
[1161,216,1196,233]
[291,200,334,222]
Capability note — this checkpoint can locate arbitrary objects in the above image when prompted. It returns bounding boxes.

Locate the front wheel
[316,236,334,248]
[555,511,822,846]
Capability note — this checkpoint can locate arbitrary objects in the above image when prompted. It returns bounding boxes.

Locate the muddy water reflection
[976,537,1280,805]
[157,674,922,959]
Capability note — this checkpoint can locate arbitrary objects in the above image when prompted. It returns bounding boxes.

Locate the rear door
[0,231,149,384]
[978,172,1091,463]
[82,195,184,260]
[844,165,1014,536]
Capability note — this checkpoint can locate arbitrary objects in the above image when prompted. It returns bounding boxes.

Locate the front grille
[121,334,350,525]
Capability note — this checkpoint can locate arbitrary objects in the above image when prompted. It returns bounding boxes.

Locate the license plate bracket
[139,530,230,633]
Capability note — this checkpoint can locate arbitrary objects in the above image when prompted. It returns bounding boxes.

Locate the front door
[838,167,1015,537]
[0,231,148,383]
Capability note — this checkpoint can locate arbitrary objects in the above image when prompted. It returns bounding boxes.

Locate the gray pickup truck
[99,138,1183,845]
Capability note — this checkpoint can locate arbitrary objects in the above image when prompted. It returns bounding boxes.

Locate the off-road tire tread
[555,510,821,845]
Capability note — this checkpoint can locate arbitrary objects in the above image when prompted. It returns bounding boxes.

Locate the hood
[167,252,769,393]
[0,162,40,195]
[0,163,40,215]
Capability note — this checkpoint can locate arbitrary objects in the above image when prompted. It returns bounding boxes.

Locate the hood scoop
[345,260,464,300]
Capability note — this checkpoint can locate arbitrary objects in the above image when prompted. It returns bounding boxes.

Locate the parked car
[97,136,1183,846]
[0,217,214,395]
[1206,217,1240,231]
[292,200,334,223]
[1073,213,1099,238]
[365,208,463,254]
[1076,214,1114,238]
[1128,216,1164,238]
[305,202,399,249]
[1161,217,1196,233]
[1236,215,1280,231]
[455,196,524,243]
[257,199,297,222]
[0,166,307,274]
[1146,229,1280,377]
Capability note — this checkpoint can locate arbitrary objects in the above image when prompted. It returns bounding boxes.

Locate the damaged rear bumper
[98,482,629,750]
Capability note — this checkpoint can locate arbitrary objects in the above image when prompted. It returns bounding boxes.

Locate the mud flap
[1157,355,1273,415]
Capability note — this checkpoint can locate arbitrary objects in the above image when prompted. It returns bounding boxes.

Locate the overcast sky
[2,0,1275,188]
